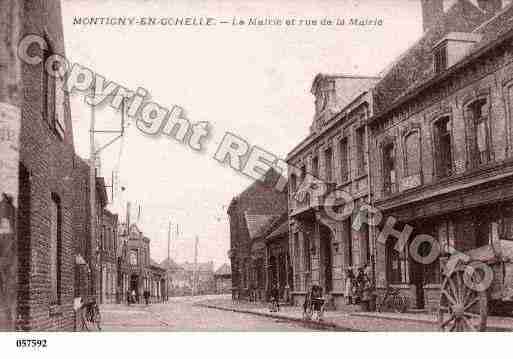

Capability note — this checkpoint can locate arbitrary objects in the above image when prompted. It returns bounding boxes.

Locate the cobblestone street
[100,295,317,331]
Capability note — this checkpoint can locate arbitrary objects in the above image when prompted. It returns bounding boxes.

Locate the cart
[438,237,513,331]
[303,285,325,321]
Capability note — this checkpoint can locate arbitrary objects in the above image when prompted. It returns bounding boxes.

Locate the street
[100,295,315,331]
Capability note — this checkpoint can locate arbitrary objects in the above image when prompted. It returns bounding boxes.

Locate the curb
[195,303,361,331]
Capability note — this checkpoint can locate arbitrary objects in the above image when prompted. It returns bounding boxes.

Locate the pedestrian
[131,289,136,304]
[144,289,150,305]
[126,290,131,305]
[269,283,279,312]
[356,267,371,310]
[345,268,355,305]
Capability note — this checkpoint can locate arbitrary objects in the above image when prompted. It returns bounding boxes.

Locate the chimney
[421,0,444,32]
[477,0,502,14]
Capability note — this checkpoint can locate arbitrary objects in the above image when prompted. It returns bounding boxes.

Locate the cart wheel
[438,268,487,331]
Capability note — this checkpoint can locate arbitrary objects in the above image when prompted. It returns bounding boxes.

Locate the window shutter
[464,106,477,167]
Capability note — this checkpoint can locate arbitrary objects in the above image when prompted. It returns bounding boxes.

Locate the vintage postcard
[2,0,513,354]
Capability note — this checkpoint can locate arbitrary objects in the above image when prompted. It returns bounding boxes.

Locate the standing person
[131,289,136,304]
[345,268,355,305]
[144,289,150,305]
[126,290,131,305]
[357,267,371,310]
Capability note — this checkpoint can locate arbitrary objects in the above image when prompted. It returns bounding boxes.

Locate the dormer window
[434,44,447,74]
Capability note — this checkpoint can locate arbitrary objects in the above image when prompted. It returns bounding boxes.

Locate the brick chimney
[421,0,444,32]
[476,0,502,14]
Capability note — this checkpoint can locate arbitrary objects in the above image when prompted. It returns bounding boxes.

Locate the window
[303,234,311,272]
[344,218,353,267]
[466,99,491,167]
[382,142,396,195]
[324,147,333,182]
[50,194,62,304]
[404,130,421,176]
[293,232,300,274]
[339,138,349,182]
[356,127,366,175]
[434,45,447,73]
[433,117,452,178]
[129,250,138,265]
[312,156,319,178]
[290,173,297,193]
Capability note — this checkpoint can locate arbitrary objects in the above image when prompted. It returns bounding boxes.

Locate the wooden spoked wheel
[438,268,487,331]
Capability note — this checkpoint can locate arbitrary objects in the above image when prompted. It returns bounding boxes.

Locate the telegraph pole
[89,87,97,301]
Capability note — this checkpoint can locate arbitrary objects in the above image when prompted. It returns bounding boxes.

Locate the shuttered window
[404,130,420,176]
[434,117,452,178]
[339,138,349,182]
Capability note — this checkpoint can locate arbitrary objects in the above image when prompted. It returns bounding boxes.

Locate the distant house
[214,264,232,294]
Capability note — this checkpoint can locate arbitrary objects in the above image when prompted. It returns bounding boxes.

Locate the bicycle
[78,299,102,331]
[377,287,409,313]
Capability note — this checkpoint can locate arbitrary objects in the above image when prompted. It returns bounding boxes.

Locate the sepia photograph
[2,0,513,356]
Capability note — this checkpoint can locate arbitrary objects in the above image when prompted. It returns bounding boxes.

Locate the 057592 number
[16,339,47,348]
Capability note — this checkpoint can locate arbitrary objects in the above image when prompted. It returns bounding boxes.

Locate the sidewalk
[196,298,513,331]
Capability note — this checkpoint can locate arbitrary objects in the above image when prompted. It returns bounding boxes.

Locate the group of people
[344,266,373,309]
[126,289,151,305]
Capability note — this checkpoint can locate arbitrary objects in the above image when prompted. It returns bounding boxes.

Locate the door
[320,224,333,293]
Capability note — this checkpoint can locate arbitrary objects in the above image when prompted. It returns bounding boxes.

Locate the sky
[60,0,430,269]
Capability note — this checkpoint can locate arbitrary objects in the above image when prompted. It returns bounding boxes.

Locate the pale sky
[61,0,428,268]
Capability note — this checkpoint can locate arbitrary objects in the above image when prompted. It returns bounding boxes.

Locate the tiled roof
[373,0,490,115]
[373,1,513,120]
[265,217,289,240]
[244,212,281,240]
[215,263,231,276]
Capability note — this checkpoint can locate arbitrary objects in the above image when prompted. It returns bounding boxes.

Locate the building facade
[227,169,288,300]
[0,0,82,330]
[286,75,378,309]
[100,209,118,304]
[368,0,513,311]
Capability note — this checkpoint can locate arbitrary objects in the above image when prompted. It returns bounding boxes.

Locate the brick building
[100,209,118,304]
[117,223,153,303]
[0,0,82,330]
[227,169,288,300]
[286,75,378,309]
[368,0,513,311]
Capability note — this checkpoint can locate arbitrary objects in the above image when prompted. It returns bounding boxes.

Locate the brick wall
[227,169,288,297]
[15,0,76,330]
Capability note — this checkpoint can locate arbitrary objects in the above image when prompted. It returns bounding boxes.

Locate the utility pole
[192,236,198,296]
[167,221,171,264]
[89,86,97,301]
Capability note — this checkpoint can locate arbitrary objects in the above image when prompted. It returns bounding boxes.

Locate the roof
[372,0,490,115]
[150,259,165,270]
[265,217,289,240]
[215,263,231,276]
[371,1,513,123]
[160,258,183,270]
[244,212,281,240]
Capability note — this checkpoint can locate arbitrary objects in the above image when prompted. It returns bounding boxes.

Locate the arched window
[404,130,421,177]
[433,116,452,178]
[465,98,491,167]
